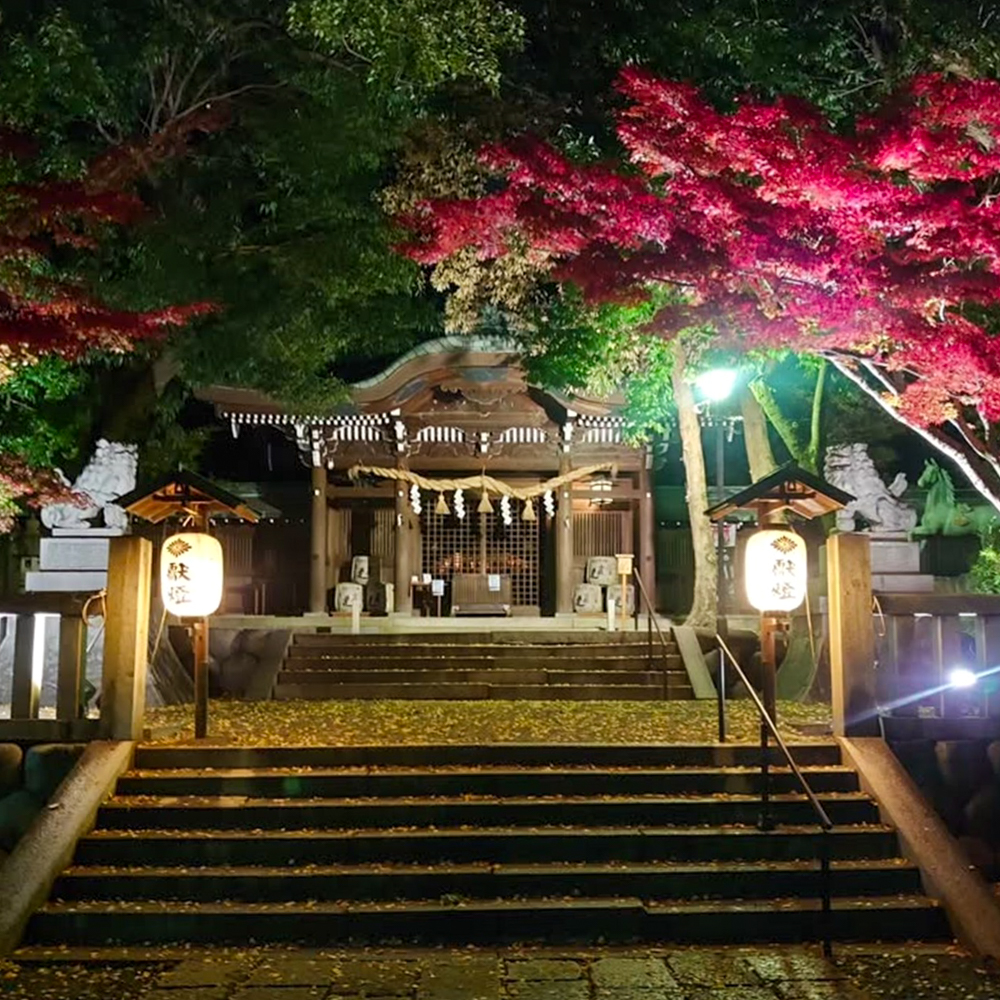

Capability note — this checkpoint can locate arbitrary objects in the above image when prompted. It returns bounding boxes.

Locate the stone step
[286,646,680,661]
[115,765,861,798]
[73,824,903,867]
[290,633,664,648]
[27,894,949,946]
[282,654,684,670]
[273,682,687,701]
[96,793,880,830]
[275,668,679,686]
[132,743,844,770]
[51,858,922,903]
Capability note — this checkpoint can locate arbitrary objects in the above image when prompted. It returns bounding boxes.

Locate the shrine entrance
[203,335,656,618]
[420,505,546,614]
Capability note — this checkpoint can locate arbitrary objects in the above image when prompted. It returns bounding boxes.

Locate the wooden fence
[874,594,1000,717]
[0,537,151,742]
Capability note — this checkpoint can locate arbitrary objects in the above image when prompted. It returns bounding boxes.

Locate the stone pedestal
[869,533,935,593]
[24,534,120,592]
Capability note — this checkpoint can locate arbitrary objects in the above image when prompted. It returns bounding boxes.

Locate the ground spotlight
[949,667,977,689]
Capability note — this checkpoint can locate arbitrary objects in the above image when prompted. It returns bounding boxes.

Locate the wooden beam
[326,485,395,500]
[309,466,328,613]
[828,533,878,737]
[101,537,152,741]
[56,615,86,721]
[10,614,39,720]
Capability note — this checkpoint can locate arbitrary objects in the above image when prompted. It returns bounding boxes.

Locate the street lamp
[694,368,739,625]
[695,368,738,402]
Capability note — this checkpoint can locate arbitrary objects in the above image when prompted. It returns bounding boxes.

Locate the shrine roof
[197,335,623,422]
[705,464,854,522]
[118,470,261,524]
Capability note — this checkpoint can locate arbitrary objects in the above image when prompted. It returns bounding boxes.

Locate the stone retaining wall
[890,738,1000,877]
[0,743,85,863]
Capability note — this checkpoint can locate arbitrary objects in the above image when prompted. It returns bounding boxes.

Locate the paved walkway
[3,944,998,1000]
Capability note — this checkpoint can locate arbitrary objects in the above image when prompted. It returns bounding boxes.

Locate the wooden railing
[873,594,1000,717]
[0,537,152,742]
[0,594,101,741]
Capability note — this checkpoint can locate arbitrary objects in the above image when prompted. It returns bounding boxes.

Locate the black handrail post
[717,639,727,743]
[820,828,833,958]
[759,717,773,830]
[647,605,653,671]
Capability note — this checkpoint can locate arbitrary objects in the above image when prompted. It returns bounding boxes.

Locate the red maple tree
[402,71,1000,509]
[0,117,218,520]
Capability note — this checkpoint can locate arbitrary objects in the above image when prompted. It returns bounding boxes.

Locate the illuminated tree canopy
[402,70,1000,510]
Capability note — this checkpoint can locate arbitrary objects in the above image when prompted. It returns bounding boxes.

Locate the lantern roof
[117,470,261,524]
[705,463,854,522]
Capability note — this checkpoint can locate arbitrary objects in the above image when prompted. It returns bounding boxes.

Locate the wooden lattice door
[421,509,539,609]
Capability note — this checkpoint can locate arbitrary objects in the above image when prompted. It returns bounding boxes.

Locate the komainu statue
[41,439,138,532]
[823,443,917,534]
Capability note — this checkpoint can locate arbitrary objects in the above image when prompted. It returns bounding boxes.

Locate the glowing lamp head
[695,368,738,402]
[744,529,807,613]
[949,667,977,689]
[161,532,224,617]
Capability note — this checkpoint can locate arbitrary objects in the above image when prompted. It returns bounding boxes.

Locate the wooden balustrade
[874,594,1000,718]
[0,536,152,742]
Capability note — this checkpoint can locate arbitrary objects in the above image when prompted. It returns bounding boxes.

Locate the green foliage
[970,523,1000,594]
[289,0,523,92]
[521,288,677,442]
[0,358,90,469]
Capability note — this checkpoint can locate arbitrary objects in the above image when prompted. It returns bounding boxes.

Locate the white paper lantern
[161,533,224,617]
[744,529,807,612]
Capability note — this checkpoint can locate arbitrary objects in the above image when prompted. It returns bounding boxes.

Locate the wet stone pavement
[1,945,997,1000]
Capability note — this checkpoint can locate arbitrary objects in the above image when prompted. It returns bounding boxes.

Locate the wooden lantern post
[705,466,854,726]
[117,471,260,740]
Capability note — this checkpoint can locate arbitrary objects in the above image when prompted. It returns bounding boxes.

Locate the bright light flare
[695,368,738,402]
[949,667,977,689]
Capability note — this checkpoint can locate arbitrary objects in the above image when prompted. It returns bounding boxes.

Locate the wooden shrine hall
[204,336,656,618]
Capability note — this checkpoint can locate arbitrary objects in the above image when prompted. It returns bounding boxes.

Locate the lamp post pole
[716,417,727,636]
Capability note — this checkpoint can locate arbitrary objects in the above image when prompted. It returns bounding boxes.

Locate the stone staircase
[26,742,950,946]
[273,632,692,700]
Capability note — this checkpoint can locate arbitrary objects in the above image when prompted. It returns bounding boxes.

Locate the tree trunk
[740,385,778,482]
[750,377,806,467]
[672,339,717,628]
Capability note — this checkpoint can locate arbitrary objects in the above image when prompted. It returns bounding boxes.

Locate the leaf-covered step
[75,825,899,867]
[52,858,923,904]
[27,894,950,946]
[114,764,860,798]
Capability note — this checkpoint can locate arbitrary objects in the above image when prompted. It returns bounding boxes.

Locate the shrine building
[202,336,656,619]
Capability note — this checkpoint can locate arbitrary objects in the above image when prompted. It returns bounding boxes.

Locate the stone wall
[0,743,85,863]
[890,738,1000,877]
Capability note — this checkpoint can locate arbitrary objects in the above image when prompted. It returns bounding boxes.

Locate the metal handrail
[716,635,833,830]
[631,569,674,689]
[716,633,834,956]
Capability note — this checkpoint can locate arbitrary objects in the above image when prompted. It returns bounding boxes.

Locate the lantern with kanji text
[744,528,807,613]
[160,532,224,617]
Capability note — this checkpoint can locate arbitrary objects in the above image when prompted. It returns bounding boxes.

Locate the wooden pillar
[828,533,879,736]
[394,460,416,614]
[555,457,574,614]
[102,536,152,741]
[638,461,656,614]
[56,615,86,720]
[10,614,39,719]
[191,618,209,738]
[309,464,328,613]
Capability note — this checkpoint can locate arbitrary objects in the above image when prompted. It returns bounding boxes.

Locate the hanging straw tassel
[478,490,494,514]
[522,498,537,522]
[435,493,449,515]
